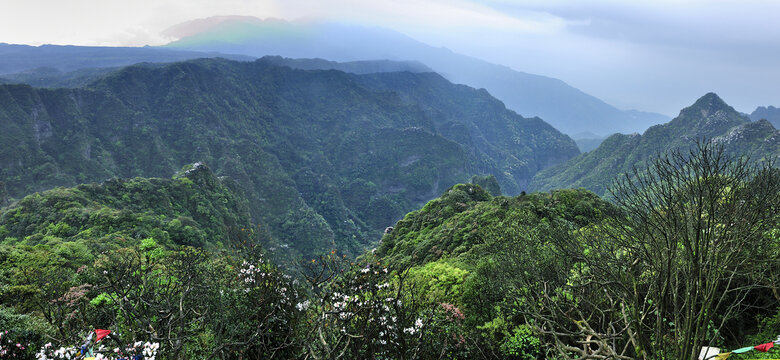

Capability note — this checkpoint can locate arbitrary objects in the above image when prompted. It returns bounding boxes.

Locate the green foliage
[500,325,541,359]
[377,184,616,268]
[373,184,619,357]
[0,163,251,251]
[407,260,469,304]
[0,306,53,359]
[0,58,577,259]
[302,252,484,359]
[91,246,307,359]
[0,175,776,359]
[470,174,502,196]
[3,57,779,360]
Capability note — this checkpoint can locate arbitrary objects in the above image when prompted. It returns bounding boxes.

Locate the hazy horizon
[3,0,779,116]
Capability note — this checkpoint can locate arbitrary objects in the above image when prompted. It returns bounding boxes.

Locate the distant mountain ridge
[529,93,779,195]
[0,57,577,259]
[750,105,780,128]
[0,18,671,136]
[163,16,670,136]
[260,56,432,74]
[0,56,434,89]
[0,43,253,75]
[0,66,118,88]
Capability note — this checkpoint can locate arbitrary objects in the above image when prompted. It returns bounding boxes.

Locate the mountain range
[0,57,576,258]
[529,93,780,195]
[0,16,670,137]
[750,105,780,128]
[0,52,436,91]
[0,42,252,74]
[163,16,670,136]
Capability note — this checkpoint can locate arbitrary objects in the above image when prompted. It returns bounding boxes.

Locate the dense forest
[1,58,780,359]
[0,57,577,260]
[2,141,780,359]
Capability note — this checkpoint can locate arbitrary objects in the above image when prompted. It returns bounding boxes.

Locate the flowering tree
[92,239,307,359]
[34,339,159,360]
[204,252,307,359]
[301,252,479,359]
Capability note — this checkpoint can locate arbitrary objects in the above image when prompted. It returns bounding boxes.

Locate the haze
[2,0,778,116]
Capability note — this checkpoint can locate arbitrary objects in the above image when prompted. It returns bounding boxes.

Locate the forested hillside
[2,142,779,359]
[0,163,251,250]
[373,143,780,359]
[0,57,577,258]
[529,93,780,195]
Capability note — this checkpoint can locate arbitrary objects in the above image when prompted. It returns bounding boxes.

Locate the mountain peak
[690,92,730,115]
[672,92,746,134]
[529,92,777,196]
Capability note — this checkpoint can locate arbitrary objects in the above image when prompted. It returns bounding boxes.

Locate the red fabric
[95,329,111,342]
[754,342,774,352]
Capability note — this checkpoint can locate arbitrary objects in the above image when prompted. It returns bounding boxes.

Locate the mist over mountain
[0,57,576,258]
[163,16,670,136]
[529,93,779,195]
[0,43,253,75]
[0,66,119,88]
[0,56,437,91]
[260,56,432,74]
[750,105,780,128]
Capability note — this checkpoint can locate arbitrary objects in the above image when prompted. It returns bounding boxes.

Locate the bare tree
[491,142,780,359]
[595,141,780,359]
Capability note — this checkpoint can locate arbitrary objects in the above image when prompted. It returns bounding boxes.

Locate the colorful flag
[732,346,754,354]
[95,329,111,342]
[754,342,774,352]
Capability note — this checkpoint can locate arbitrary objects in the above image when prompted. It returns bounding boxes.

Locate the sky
[1,0,779,116]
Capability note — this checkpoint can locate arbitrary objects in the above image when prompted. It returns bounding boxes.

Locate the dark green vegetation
[530,93,780,195]
[1,139,779,358]
[375,143,780,359]
[0,57,577,259]
[0,163,291,358]
[0,162,611,359]
[372,185,619,358]
[0,163,250,250]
